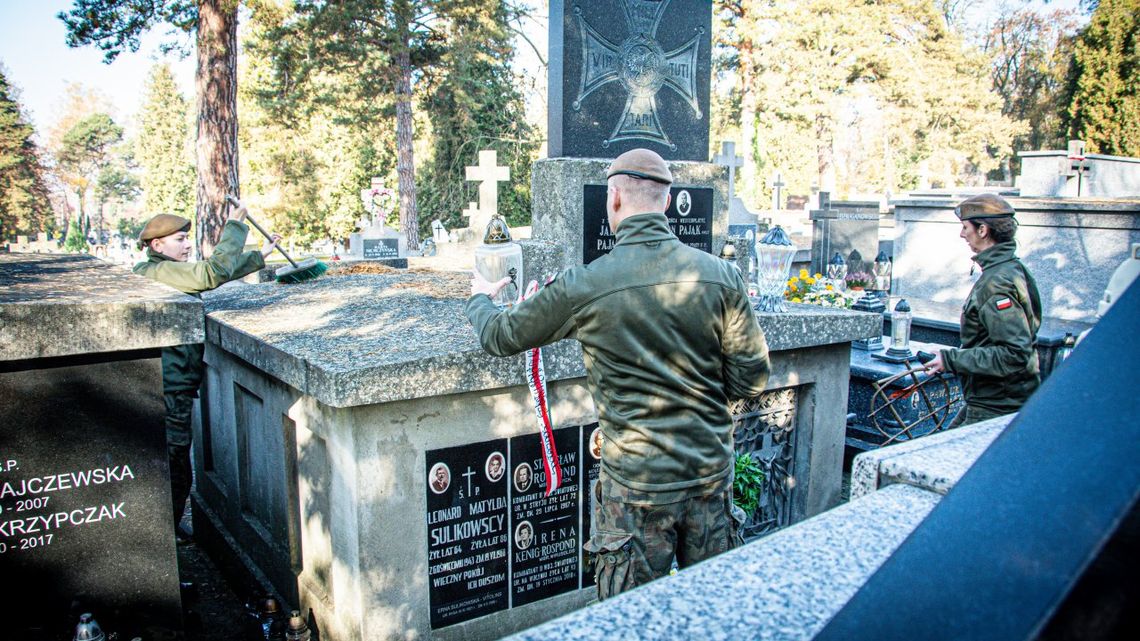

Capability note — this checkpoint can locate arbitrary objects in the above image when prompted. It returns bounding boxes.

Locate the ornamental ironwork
[731,387,797,539]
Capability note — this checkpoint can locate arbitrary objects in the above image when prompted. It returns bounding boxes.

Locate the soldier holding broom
[134,201,280,541]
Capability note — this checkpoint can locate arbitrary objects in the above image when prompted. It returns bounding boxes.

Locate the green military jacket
[466,212,771,499]
[941,240,1041,415]
[134,219,265,394]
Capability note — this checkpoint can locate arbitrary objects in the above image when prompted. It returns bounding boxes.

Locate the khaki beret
[954,193,1015,221]
[139,214,191,243]
[607,148,673,185]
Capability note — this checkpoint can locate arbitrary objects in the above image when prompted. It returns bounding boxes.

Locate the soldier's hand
[261,234,282,258]
[471,270,511,298]
[227,204,249,223]
[924,352,946,374]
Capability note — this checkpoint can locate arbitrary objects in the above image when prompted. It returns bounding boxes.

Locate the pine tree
[1063,0,1139,156]
[56,112,125,247]
[63,216,88,252]
[60,0,239,258]
[136,64,195,220]
[0,68,51,241]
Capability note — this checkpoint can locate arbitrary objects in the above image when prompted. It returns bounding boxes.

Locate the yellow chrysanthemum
[799,269,809,279]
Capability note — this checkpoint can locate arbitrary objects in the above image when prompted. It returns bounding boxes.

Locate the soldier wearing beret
[925,193,1042,427]
[466,148,770,600]
[134,205,280,540]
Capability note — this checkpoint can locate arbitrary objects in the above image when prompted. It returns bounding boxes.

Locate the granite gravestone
[0,253,199,641]
[809,194,881,278]
[582,184,713,264]
[549,0,712,160]
[424,424,601,629]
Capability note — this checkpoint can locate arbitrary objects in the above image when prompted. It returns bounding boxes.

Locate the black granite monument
[1,254,198,641]
[424,424,602,629]
[549,0,712,160]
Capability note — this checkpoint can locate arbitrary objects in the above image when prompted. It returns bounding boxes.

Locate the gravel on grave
[203,266,481,372]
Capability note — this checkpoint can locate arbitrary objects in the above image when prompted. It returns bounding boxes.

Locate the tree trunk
[394,4,420,252]
[195,0,239,259]
[738,17,758,208]
[815,115,836,193]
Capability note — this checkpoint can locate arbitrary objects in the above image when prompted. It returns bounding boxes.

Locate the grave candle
[475,215,522,307]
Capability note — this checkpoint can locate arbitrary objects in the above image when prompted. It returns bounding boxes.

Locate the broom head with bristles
[275,258,328,284]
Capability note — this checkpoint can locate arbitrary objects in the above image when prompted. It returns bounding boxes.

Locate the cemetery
[2,0,1139,640]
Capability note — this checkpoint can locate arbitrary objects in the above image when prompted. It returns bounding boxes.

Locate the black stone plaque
[549,0,712,160]
[362,238,400,259]
[509,426,583,607]
[580,422,602,586]
[0,355,182,641]
[426,440,510,629]
[582,185,713,264]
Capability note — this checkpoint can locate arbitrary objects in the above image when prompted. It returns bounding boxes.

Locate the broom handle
[225,195,298,268]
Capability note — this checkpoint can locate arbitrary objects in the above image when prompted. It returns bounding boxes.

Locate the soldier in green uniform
[925,193,1041,427]
[134,205,279,539]
[466,149,771,600]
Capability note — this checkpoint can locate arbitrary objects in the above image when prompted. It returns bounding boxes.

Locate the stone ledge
[503,483,940,641]
[203,272,880,408]
[849,413,1014,500]
[0,253,205,361]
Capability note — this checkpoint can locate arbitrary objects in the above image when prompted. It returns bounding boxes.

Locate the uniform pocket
[584,532,635,600]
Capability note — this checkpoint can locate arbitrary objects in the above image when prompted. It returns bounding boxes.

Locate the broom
[225,195,328,284]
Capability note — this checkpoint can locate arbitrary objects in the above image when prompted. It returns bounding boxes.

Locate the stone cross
[461,201,481,231]
[465,150,510,231]
[714,141,745,200]
[770,172,786,211]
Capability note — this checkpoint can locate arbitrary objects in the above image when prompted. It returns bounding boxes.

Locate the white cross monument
[714,141,745,202]
[465,150,510,234]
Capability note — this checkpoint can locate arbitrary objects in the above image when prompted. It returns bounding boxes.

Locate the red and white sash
[522,278,561,496]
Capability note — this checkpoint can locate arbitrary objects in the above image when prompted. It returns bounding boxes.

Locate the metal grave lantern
[873,249,892,299]
[754,225,797,313]
[475,214,522,307]
[827,251,848,291]
[719,239,741,272]
[873,298,914,363]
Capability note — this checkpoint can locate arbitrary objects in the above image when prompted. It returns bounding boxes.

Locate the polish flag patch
[995,297,1014,310]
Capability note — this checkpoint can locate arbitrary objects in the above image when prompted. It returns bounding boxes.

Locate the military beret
[954,193,1016,221]
[139,214,192,243]
[607,148,673,185]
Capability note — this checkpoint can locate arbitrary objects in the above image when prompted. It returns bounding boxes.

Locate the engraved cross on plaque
[573,0,703,150]
[465,150,510,231]
[714,141,745,200]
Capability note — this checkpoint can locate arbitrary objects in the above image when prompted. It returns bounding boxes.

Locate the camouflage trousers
[584,471,746,601]
[947,404,1008,430]
[164,392,195,527]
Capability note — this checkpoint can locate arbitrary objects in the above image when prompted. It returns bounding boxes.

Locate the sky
[0,0,195,136]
